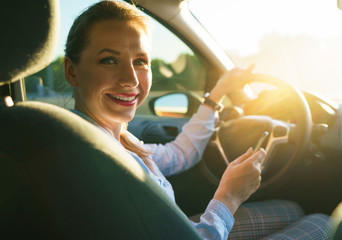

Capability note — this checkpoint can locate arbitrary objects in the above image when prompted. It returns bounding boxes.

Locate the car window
[136,21,206,115]
[24,0,206,117]
[189,0,342,103]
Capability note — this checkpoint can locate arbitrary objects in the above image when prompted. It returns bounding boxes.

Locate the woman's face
[68,20,152,128]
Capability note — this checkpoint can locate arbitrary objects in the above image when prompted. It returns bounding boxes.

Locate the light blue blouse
[71,105,234,240]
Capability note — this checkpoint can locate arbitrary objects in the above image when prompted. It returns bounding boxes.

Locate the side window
[136,20,206,116]
[24,57,74,109]
[24,4,206,117]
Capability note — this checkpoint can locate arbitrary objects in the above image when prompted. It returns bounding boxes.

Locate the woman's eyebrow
[97,48,120,56]
[136,53,149,57]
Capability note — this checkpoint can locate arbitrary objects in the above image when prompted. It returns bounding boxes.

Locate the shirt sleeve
[191,199,235,240]
[144,105,217,176]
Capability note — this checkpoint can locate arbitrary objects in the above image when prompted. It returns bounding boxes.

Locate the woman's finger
[233,147,253,164]
[247,148,266,166]
[239,64,255,82]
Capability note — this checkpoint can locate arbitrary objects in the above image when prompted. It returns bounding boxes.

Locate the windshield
[189,0,342,102]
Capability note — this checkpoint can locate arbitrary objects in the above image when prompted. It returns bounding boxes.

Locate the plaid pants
[228,200,332,240]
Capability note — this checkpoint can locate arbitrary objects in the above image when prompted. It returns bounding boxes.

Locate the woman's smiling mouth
[106,93,139,106]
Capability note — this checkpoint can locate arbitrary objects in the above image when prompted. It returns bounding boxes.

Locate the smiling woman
[64,19,152,137]
[24,0,200,113]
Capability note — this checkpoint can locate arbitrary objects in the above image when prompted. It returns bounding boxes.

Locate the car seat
[0,1,201,239]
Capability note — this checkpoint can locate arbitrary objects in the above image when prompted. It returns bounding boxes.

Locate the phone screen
[253,131,269,153]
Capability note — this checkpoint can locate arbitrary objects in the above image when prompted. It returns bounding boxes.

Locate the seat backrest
[0,102,201,239]
[0,1,202,239]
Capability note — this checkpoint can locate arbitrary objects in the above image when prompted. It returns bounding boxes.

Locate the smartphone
[253,131,269,154]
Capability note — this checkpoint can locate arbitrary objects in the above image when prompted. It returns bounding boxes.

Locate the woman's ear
[64,57,78,87]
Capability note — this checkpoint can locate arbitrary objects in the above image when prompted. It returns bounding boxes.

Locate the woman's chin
[109,111,136,124]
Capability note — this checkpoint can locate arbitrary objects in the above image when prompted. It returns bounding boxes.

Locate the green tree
[25,56,71,95]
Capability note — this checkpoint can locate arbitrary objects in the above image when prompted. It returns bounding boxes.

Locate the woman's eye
[100,57,118,65]
[134,58,149,67]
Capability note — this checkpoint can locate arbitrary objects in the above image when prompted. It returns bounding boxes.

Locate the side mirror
[149,92,201,118]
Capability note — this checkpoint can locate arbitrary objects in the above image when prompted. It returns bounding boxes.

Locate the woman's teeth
[108,94,136,101]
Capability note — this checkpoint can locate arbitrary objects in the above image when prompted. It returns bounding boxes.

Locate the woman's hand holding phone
[213,146,266,215]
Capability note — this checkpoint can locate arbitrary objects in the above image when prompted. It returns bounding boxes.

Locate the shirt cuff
[207,199,235,233]
[196,104,217,121]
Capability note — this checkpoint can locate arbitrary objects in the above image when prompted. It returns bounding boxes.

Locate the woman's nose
[118,63,139,88]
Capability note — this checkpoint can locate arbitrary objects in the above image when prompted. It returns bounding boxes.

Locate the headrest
[0,0,59,84]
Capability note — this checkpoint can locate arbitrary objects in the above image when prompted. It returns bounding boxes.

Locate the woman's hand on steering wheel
[209,64,255,104]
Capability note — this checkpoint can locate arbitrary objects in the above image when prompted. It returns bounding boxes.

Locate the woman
[64,1,331,239]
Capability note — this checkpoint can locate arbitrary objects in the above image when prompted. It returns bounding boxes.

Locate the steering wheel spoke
[262,120,290,170]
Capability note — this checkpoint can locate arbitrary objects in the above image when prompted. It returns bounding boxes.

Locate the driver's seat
[0,1,201,239]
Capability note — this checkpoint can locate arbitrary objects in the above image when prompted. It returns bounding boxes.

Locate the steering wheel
[201,74,312,194]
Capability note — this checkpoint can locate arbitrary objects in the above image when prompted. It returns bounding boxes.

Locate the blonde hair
[120,124,151,162]
[65,0,152,64]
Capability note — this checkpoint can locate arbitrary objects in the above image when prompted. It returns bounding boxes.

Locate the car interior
[1,0,342,239]
[0,0,203,239]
